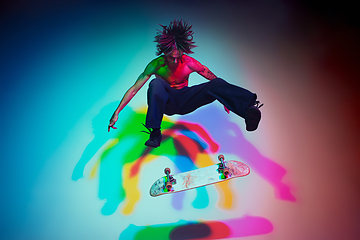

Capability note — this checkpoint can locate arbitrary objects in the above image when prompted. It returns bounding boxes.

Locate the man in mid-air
[108,20,263,148]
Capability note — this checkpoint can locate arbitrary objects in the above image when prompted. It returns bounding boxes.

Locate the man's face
[166,49,183,64]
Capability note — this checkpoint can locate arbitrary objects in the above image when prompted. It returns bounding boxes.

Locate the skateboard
[149,154,250,197]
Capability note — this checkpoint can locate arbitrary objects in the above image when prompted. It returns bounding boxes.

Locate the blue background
[1,1,360,239]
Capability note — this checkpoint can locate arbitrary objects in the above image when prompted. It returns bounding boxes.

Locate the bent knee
[209,78,227,85]
[149,78,166,87]
[212,77,225,82]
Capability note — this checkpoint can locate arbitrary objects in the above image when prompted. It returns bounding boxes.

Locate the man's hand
[224,106,230,114]
[108,114,118,132]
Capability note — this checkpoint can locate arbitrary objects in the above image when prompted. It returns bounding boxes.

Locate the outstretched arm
[108,60,157,132]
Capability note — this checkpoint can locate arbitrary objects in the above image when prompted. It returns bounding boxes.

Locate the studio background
[1,1,359,239]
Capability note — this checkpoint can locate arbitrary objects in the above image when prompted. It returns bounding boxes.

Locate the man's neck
[165,54,184,65]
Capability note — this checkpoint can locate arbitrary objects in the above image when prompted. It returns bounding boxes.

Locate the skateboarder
[108,20,263,148]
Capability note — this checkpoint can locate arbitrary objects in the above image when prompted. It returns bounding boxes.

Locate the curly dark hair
[154,20,197,56]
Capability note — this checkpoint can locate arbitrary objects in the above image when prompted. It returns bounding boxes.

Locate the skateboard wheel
[218,154,224,161]
[223,168,230,177]
[166,182,172,191]
[164,167,171,174]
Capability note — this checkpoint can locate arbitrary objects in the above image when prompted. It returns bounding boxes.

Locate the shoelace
[141,123,152,135]
[254,101,264,109]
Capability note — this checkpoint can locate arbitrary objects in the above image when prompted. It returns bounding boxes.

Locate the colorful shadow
[180,104,296,202]
[72,102,295,218]
[72,104,238,215]
[120,215,273,239]
[72,103,294,239]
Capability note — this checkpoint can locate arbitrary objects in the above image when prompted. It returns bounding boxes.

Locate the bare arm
[113,72,150,114]
[186,56,217,80]
[197,65,217,80]
[108,60,157,131]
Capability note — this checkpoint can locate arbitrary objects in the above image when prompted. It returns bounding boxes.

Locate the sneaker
[142,125,162,148]
[245,101,263,131]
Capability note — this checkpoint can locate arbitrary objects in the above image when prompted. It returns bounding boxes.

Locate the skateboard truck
[217,154,230,178]
[164,167,176,191]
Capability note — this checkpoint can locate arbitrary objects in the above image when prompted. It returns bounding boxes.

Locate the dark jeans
[145,78,256,129]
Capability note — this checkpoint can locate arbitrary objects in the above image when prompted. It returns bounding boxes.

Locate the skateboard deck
[150,155,250,197]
